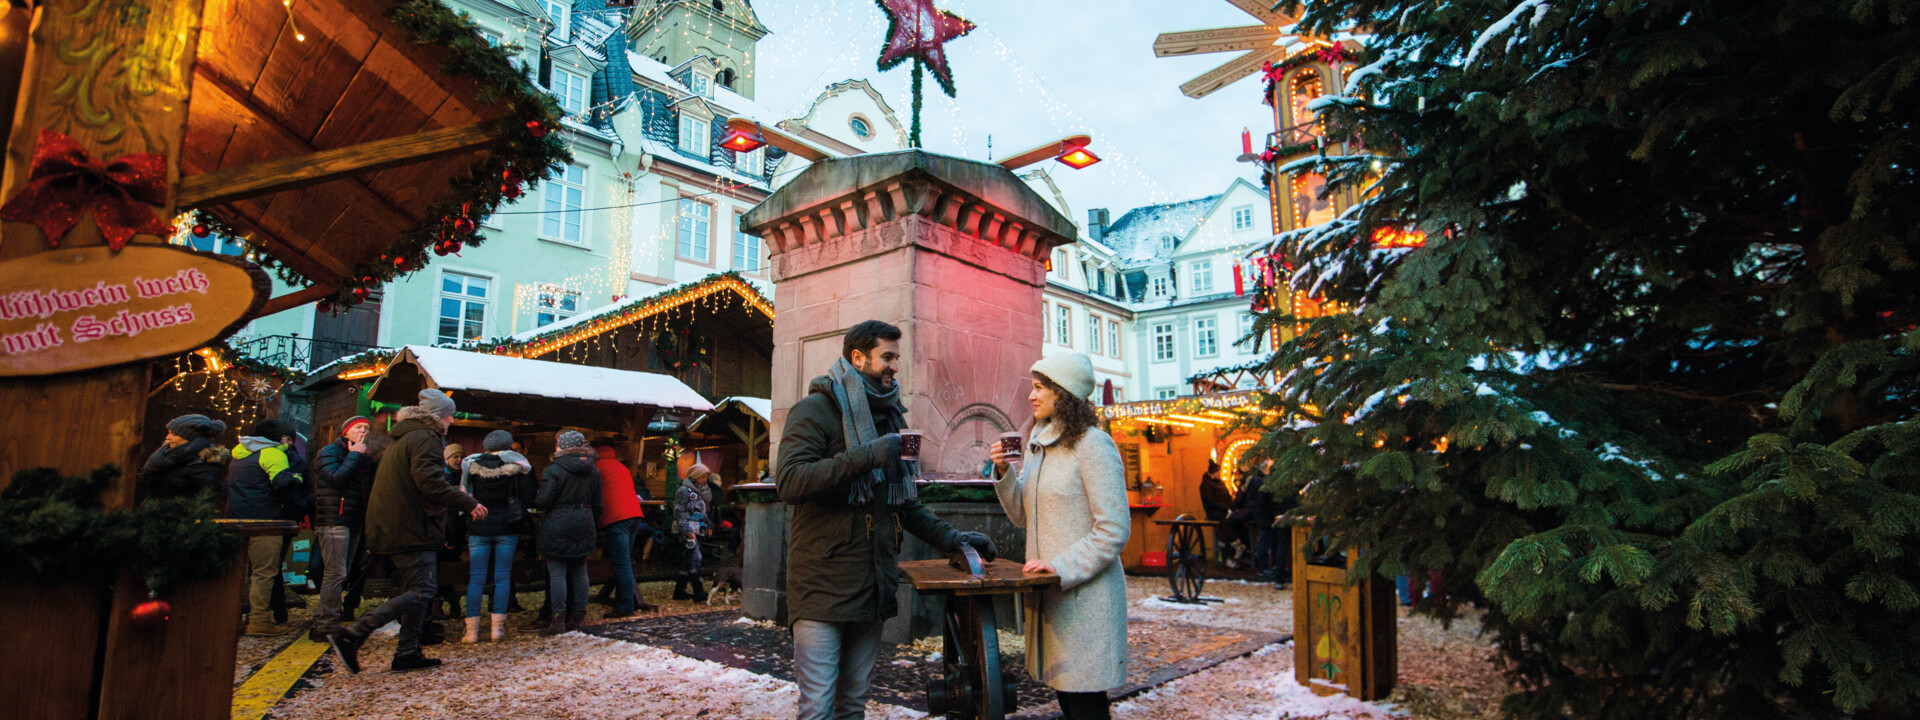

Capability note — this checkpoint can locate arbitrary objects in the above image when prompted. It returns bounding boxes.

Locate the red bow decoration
[0,129,171,250]
[1261,61,1286,84]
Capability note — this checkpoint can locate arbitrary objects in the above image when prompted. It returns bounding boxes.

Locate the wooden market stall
[0,1,568,717]
[1099,389,1270,571]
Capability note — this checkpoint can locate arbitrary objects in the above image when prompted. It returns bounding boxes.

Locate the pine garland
[0,466,241,592]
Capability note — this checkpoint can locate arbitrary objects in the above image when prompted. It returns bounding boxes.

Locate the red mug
[899,430,923,460]
[999,432,1023,460]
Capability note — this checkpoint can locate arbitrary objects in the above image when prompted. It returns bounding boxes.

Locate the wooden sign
[0,245,267,376]
[1178,45,1291,99]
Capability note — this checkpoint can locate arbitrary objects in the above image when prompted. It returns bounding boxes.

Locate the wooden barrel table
[899,557,1059,720]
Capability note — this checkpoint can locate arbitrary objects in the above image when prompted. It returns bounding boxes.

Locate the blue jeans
[547,559,589,614]
[604,517,644,614]
[793,619,883,720]
[466,534,519,617]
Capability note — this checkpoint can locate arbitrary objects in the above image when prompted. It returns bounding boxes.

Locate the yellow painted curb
[232,637,330,720]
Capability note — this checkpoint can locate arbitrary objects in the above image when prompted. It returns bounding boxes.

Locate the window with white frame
[1233,205,1254,231]
[677,199,711,262]
[733,218,763,273]
[540,0,569,35]
[1155,387,1178,400]
[1195,316,1219,358]
[551,69,587,116]
[1152,323,1174,362]
[541,163,585,243]
[679,113,710,155]
[534,286,580,328]
[1052,249,1067,277]
[1055,305,1071,347]
[1151,276,1170,298]
[1159,234,1176,255]
[1087,314,1102,355]
[1191,259,1214,295]
[437,272,489,345]
[477,29,503,47]
[735,146,764,176]
[692,74,712,98]
[1107,319,1121,358]
[1237,312,1257,349]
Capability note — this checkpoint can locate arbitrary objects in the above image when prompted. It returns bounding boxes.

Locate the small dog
[707,567,744,605]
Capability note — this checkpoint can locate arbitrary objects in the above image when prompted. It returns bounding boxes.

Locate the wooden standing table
[899,558,1059,720]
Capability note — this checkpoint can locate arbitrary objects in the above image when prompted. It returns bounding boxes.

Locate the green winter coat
[776,374,958,625]
[364,414,478,555]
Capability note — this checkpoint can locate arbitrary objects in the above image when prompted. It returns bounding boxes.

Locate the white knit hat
[1030,353,1096,400]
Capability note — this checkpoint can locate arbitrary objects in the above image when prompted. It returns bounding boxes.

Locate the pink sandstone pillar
[743,150,1077,480]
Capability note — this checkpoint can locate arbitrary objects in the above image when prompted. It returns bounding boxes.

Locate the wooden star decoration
[875,0,975,97]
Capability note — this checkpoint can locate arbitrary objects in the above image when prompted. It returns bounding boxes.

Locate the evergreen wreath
[0,466,242,593]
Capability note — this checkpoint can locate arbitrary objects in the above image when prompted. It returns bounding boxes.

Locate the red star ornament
[875,0,975,96]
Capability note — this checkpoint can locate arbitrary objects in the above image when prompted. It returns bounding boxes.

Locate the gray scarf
[827,357,918,506]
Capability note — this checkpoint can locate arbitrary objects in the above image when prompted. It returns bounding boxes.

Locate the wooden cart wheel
[1166,521,1207,602]
[935,595,1007,720]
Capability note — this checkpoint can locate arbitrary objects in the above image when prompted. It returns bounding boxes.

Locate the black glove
[945,530,998,562]
[847,433,903,473]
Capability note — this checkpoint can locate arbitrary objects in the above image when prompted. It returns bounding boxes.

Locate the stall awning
[689,396,772,435]
[369,346,713,430]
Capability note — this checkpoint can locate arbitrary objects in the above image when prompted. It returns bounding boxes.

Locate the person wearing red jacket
[596,444,657,616]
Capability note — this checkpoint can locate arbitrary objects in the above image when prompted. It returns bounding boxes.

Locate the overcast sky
[749,0,1280,222]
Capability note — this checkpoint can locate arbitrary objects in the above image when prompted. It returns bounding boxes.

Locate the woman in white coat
[990,353,1130,720]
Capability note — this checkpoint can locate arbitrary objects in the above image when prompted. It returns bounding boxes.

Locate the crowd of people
[135,388,728,672]
[139,319,1220,719]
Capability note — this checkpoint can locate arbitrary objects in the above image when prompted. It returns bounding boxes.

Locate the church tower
[626,0,770,100]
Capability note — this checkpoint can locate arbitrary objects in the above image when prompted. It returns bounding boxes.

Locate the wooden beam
[176,121,498,208]
[1180,45,1289,99]
[1153,25,1284,57]
[258,284,339,317]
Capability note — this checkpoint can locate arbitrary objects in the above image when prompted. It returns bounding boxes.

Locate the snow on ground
[1113,644,1402,720]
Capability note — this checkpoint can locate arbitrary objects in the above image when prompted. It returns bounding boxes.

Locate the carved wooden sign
[0,245,267,376]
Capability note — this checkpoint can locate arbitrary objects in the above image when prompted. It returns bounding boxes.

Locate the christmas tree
[1259,1,1920,717]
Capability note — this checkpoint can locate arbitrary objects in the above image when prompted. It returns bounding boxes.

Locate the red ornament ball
[318,299,334,314]
[353,287,370,302]
[502,167,522,184]
[191,224,209,238]
[453,217,475,234]
[501,183,521,200]
[525,120,547,138]
[392,255,407,268]
[129,599,171,629]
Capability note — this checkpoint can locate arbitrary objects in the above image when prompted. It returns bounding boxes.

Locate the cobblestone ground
[250,578,1506,719]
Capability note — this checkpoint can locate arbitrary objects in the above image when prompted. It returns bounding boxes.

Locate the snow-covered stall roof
[369,346,714,430]
[688,396,772,436]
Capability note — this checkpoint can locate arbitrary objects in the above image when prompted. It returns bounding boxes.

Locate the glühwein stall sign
[0,244,265,375]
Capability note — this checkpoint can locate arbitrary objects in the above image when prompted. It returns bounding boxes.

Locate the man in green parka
[776,320,997,720]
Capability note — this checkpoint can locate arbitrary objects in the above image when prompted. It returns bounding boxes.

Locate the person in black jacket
[537,430,602,636]
[309,416,373,641]
[460,430,534,642]
[136,414,228,504]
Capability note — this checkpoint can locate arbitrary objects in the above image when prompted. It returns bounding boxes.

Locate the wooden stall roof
[368,345,715,430]
[183,0,551,305]
[688,396,772,435]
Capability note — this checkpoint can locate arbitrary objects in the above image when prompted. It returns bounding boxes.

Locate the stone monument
[737,150,1076,629]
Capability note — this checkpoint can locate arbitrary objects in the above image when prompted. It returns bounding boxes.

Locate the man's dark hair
[842,320,902,360]
[253,418,295,441]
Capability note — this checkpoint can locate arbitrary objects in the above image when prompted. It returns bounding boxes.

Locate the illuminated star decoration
[875,0,975,97]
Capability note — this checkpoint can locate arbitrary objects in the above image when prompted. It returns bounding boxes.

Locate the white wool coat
[994,420,1130,692]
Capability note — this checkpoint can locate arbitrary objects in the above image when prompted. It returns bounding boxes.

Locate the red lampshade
[721,127,765,153]
[1056,145,1101,169]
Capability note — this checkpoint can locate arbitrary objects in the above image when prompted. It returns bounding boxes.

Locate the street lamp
[996,134,1101,171]
[722,116,836,162]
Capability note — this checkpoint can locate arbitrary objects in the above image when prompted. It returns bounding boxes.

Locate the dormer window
[551,69,587,116]
[540,0,570,39]
[679,112,710,155]
[692,74,712,98]
[734,145,764,177]
[718,68,737,90]
[1159,234,1176,255]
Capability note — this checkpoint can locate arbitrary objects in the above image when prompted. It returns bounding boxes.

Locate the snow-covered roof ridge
[1102,194,1222,265]
[397,345,714,412]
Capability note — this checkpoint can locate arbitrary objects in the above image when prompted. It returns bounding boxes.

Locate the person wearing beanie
[225,418,305,635]
[535,430,602,635]
[672,463,715,602]
[777,320,996,719]
[595,442,655,617]
[136,414,229,504]
[459,430,535,642]
[989,353,1129,720]
[309,416,378,641]
[328,390,486,674]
